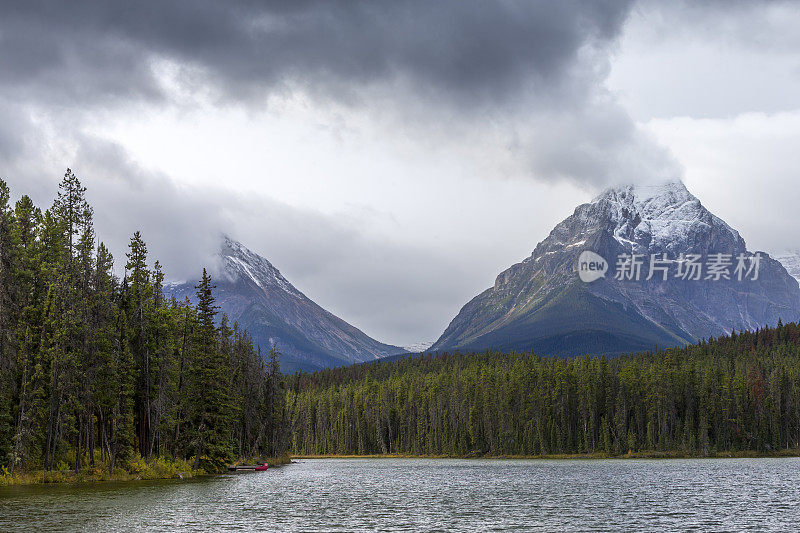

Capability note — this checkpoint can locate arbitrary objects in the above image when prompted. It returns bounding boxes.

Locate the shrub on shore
[0,455,195,486]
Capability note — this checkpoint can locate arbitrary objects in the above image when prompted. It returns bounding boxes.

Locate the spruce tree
[9,196,45,472]
[191,269,234,471]
[0,173,291,475]
[53,169,92,261]
[266,346,287,457]
[0,179,16,466]
[125,231,154,457]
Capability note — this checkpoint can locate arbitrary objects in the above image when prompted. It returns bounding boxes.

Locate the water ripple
[2,458,799,531]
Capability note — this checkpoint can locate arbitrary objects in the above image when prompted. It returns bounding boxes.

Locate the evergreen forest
[3,170,800,481]
[288,322,800,457]
[0,171,289,477]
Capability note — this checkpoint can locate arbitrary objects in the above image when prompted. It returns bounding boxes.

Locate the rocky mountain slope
[166,236,405,372]
[431,180,800,357]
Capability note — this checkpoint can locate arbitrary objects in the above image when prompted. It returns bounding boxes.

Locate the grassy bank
[0,455,196,486]
[1,453,293,486]
[292,448,800,460]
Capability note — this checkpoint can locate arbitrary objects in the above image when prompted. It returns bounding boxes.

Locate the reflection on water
[2,458,798,531]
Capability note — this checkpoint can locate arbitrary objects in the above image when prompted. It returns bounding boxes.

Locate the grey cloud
[518,103,683,187]
[0,102,479,344]
[0,0,669,191]
[2,142,488,345]
[0,106,22,159]
[0,0,702,345]
[635,0,800,50]
[0,1,634,107]
[612,0,800,121]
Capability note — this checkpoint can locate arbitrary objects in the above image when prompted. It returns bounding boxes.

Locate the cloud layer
[2,1,631,104]
[2,1,797,345]
[1,0,676,188]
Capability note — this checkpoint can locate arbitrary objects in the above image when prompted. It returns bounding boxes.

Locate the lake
[1,458,798,531]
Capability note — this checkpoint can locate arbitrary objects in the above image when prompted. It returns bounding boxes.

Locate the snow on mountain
[432,179,800,357]
[776,251,800,283]
[217,237,302,297]
[589,179,743,256]
[403,341,435,353]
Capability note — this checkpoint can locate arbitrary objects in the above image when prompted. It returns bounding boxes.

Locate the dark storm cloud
[0,0,676,345]
[0,0,670,190]
[0,0,634,107]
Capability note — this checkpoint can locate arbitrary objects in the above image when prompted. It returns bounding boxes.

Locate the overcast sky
[1,0,799,347]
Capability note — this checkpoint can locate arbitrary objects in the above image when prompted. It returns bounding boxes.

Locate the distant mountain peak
[403,341,435,353]
[218,235,301,297]
[165,235,405,371]
[432,178,800,357]
[592,178,691,206]
[581,179,742,256]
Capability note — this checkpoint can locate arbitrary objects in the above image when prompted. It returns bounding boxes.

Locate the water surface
[1,458,798,531]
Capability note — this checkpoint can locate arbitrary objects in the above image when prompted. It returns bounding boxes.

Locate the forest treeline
[4,171,800,477]
[288,322,800,457]
[0,171,289,476]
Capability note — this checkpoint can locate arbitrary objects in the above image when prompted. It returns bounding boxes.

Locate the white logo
[577,250,762,282]
[578,251,608,283]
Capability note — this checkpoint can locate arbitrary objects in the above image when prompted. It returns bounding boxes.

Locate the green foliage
[288,322,800,457]
[126,454,193,480]
[0,173,289,478]
[1,455,194,485]
[189,270,235,470]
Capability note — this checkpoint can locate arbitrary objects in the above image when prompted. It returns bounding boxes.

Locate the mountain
[776,251,800,283]
[166,236,405,372]
[431,179,800,357]
[403,341,435,353]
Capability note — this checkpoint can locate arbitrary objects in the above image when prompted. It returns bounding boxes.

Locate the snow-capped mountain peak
[218,235,301,297]
[589,179,743,255]
[592,178,691,206]
[164,235,405,372]
[433,178,800,357]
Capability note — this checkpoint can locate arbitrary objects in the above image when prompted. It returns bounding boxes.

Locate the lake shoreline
[6,449,799,486]
[1,454,292,487]
[292,448,800,460]
[5,456,799,530]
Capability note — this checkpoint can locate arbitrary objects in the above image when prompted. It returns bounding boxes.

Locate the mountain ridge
[431,180,800,356]
[166,236,405,372]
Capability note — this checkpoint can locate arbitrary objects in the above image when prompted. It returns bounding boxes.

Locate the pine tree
[265,346,287,457]
[9,195,45,472]
[0,179,16,466]
[125,231,154,457]
[190,269,234,471]
[52,169,92,261]
[0,173,291,475]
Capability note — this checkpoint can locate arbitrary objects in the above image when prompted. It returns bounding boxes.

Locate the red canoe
[255,463,270,471]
